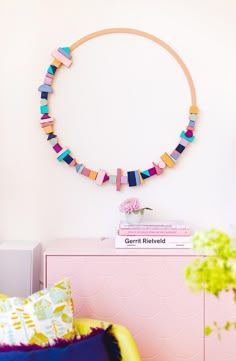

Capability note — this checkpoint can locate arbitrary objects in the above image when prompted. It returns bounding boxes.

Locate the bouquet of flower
[119,198,152,215]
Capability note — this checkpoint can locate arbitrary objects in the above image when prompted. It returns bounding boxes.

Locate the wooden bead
[127,171,137,186]
[158,160,166,169]
[148,167,157,176]
[47,133,56,140]
[58,47,72,59]
[43,125,54,134]
[40,99,48,106]
[81,167,91,177]
[134,171,141,185]
[41,113,50,119]
[41,92,48,99]
[57,149,71,161]
[89,170,97,180]
[47,65,57,75]
[51,58,61,67]
[46,72,54,79]
[49,138,58,146]
[140,170,150,179]
[190,105,198,114]
[152,162,164,175]
[41,121,54,127]
[176,144,185,153]
[38,84,53,93]
[187,126,195,131]
[137,170,144,184]
[51,49,72,67]
[95,169,107,185]
[179,138,189,147]
[116,168,122,191]
[76,164,84,173]
[180,130,195,142]
[109,175,117,184]
[160,153,175,168]
[53,143,62,153]
[44,76,52,86]
[40,117,54,124]
[63,154,73,164]
[170,151,180,160]
[189,113,197,121]
[40,105,49,114]
[69,159,76,167]
[121,176,128,184]
[103,174,109,182]
[188,120,195,127]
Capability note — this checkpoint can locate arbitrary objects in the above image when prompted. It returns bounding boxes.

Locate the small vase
[125,212,142,224]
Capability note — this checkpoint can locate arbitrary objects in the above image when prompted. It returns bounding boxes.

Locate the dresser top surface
[44,238,197,256]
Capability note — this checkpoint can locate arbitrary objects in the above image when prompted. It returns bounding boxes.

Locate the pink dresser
[44,238,236,361]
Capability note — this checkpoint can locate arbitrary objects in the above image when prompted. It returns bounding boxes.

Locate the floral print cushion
[0,278,76,346]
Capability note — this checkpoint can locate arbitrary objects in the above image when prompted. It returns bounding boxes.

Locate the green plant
[185,228,236,338]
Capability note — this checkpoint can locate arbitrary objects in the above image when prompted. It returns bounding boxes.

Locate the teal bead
[57,149,71,161]
[180,130,195,142]
[40,105,49,114]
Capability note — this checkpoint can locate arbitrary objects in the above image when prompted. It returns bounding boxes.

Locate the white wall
[0,0,235,248]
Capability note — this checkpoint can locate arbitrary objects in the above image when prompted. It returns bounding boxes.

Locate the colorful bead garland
[38,28,198,191]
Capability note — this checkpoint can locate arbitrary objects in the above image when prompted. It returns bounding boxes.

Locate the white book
[115,235,192,249]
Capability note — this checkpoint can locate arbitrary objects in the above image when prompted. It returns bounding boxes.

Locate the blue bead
[127,171,137,186]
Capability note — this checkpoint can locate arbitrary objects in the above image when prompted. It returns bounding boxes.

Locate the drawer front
[46,255,204,361]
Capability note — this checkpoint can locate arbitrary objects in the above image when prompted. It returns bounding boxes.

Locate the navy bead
[41,92,48,99]
[127,171,137,186]
[176,144,185,153]
[47,133,57,140]
[63,154,73,164]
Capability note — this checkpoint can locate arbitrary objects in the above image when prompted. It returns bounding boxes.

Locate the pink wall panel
[45,255,204,361]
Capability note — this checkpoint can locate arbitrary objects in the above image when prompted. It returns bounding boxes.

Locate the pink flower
[119,198,141,213]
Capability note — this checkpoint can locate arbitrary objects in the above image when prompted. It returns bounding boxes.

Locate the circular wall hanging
[38,28,198,191]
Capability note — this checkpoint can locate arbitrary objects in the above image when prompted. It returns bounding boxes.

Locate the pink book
[118,228,192,236]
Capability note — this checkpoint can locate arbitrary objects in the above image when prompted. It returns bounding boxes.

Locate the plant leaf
[205,326,212,336]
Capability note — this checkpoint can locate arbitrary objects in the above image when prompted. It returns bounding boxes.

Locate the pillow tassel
[104,325,121,361]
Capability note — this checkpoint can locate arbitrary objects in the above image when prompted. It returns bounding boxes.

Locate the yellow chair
[0,294,141,360]
[74,318,141,361]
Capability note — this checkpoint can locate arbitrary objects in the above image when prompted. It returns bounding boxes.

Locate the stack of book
[115,221,192,249]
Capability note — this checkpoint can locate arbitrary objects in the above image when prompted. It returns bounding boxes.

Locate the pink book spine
[118,228,192,236]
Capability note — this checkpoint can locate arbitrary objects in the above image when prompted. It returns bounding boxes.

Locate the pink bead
[121,176,128,184]
[180,138,189,147]
[70,159,76,167]
[158,161,166,169]
[82,167,90,177]
[185,130,193,138]
[44,76,52,85]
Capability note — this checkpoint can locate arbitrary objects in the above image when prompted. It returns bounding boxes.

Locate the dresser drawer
[45,240,203,361]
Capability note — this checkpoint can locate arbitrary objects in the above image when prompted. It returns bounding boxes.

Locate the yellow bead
[190,105,198,114]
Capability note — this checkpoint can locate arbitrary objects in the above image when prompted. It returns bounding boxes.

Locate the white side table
[0,241,41,297]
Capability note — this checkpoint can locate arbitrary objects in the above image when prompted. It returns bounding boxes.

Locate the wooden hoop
[38,28,199,190]
[70,28,197,106]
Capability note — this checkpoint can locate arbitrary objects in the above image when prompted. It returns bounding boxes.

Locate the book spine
[118,229,191,236]
[115,235,192,249]
[119,223,190,229]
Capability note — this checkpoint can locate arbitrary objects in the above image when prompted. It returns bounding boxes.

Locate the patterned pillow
[0,278,75,346]
[0,327,121,361]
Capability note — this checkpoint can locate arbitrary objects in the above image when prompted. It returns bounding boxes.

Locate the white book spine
[115,235,192,249]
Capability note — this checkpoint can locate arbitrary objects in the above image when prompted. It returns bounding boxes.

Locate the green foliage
[185,229,236,297]
[204,326,212,336]
[185,228,236,336]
